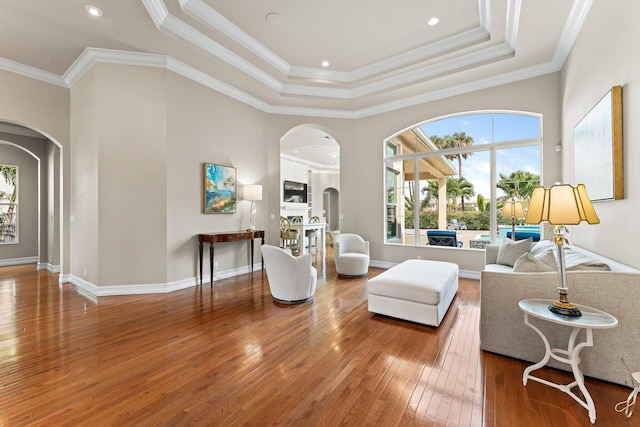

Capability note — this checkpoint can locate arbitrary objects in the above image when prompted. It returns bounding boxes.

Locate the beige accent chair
[305,216,320,252]
[261,245,317,304]
[280,216,300,253]
[333,233,370,277]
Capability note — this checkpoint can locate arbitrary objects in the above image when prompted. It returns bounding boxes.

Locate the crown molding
[64,48,169,87]
[504,0,522,48]
[0,1,590,120]
[178,0,493,84]
[178,0,291,75]
[351,61,560,119]
[280,41,515,100]
[552,0,593,67]
[142,0,284,93]
[0,47,567,120]
[0,57,66,87]
[148,0,507,95]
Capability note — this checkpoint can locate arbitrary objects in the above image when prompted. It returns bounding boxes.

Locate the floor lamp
[244,184,262,231]
[501,199,525,240]
[524,183,600,317]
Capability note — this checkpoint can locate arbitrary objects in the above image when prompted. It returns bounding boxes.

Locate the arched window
[384,112,542,248]
[0,164,18,244]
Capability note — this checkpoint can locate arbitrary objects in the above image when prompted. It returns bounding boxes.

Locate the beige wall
[71,64,169,286]
[46,142,61,269]
[0,70,69,274]
[70,67,100,284]
[165,71,268,283]
[561,0,640,268]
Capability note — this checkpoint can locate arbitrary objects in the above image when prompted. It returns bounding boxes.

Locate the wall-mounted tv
[283,180,307,203]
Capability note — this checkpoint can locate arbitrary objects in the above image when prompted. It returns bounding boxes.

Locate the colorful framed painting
[573,85,623,201]
[203,163,236,213]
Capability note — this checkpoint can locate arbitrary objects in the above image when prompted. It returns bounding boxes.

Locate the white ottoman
[366,260,458,327]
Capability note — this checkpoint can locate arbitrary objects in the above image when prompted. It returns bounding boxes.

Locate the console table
[198,230,265,287]
[519,299,618,424]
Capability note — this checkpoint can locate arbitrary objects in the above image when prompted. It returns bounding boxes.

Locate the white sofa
[480,239,640,386]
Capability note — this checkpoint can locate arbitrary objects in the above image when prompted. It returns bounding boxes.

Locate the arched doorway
[0,121,62,271]
[322,187,340,233]
[280,124,340,249]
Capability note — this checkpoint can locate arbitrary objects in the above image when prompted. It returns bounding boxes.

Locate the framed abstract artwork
[573,85,623,201]
[203,163,236,213]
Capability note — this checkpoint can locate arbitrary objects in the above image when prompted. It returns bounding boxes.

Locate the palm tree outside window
[384,112,542,248]
[0,165,18,244]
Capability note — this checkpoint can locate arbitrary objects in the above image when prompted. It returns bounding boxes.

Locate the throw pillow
[512,250,557,272]
[537,250,558,268]
[496,237,533,267]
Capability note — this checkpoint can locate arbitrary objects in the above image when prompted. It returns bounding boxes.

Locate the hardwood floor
[0,250,634,426]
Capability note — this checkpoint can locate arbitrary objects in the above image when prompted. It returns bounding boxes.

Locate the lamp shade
[501,200,525,218]
[244,184,262,201]
[525,183,599,225]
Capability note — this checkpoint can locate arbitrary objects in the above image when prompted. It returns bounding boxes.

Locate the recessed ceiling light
[266,13,282,25]
[427,16,440,26]
[84,5,103,17]
[321,60,330,68]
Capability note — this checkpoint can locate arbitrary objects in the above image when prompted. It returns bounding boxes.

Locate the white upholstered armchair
[261,245,317,304]
[333,233,370,277]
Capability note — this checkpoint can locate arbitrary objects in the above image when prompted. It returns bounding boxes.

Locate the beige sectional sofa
[480,239,640,386]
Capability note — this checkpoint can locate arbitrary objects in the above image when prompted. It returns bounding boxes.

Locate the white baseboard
[37,262,61,273]
[62,259,477,298]
[0,256,39,267]
[66,263,263,297]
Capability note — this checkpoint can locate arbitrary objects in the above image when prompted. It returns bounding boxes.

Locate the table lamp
[524,183,599,316]
[501,199,525,240]
[244,184,262,230]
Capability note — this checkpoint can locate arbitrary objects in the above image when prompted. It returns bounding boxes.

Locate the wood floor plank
[0,252,633,426]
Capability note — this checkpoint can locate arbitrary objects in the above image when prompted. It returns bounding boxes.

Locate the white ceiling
[0,1,589,167]
[0,0,588,119]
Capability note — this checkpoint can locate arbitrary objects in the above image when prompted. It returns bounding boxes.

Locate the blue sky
[420,113,541,198]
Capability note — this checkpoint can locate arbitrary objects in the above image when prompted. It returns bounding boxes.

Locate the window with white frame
[0,165,18,244]
[384,112,542,248]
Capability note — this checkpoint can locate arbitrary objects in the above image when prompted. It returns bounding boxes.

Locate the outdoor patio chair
[427,230,463,247]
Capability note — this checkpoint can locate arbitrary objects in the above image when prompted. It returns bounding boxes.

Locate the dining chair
[280,216,300,253]
[305,216,320,252]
